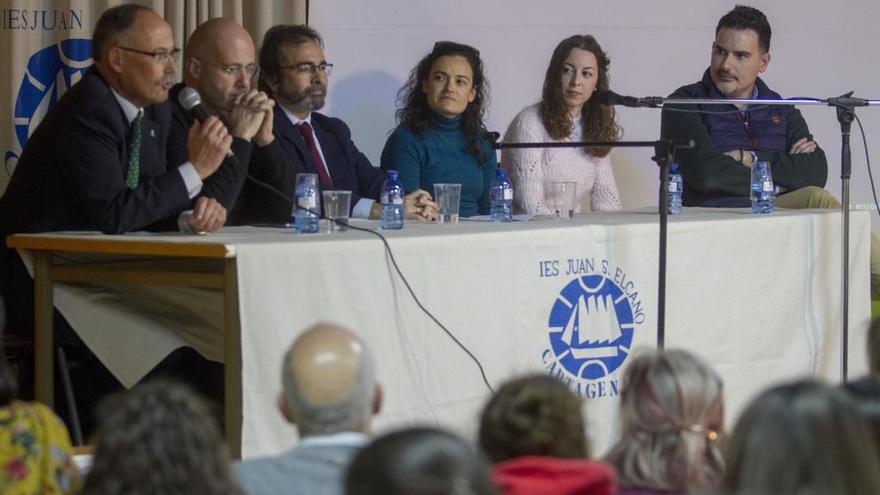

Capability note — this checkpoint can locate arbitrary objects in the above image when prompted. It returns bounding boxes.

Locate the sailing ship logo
[547,274,635,380]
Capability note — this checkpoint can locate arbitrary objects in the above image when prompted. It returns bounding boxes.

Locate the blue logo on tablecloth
[5,38,92,175]
[547,274,635,380]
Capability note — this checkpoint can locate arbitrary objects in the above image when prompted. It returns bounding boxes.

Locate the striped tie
[125,112,143,188]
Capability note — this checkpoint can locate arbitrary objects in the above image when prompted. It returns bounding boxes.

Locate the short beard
[281,84,326,115]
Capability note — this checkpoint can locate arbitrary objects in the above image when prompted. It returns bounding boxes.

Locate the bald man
[235,322,382,495]
[167,18,286,224]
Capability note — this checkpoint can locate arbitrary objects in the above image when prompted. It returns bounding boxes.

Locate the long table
[8,208,871,458]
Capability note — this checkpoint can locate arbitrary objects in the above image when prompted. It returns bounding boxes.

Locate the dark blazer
[241,109,385,223]
[167,83,253,221]
[0,67,191,237]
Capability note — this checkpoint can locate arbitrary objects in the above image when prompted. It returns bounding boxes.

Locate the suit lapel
[275,109,315,174]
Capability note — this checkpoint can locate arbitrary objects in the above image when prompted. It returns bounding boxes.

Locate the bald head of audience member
[278,323,381,437]
[183,18,258,115]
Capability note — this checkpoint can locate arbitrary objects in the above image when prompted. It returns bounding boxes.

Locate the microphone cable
[226,153,496,393]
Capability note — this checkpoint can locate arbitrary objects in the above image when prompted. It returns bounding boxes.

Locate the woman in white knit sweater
[503,35,622,214]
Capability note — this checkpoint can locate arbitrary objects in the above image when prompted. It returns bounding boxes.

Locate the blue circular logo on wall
[547,274,635,380]
[6,39,92,171]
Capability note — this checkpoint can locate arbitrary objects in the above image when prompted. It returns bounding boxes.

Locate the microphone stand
[492,138,694,349]
[646,92,880,381]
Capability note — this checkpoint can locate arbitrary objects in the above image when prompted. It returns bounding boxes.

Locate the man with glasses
[242,24,436,224]
[0,5,234,408]
[168,18,282,224]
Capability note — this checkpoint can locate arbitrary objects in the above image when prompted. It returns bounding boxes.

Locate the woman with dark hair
[503,35,622,214]
[80,380,242,495]
[381,41,497,218]
[0,306,78,494]
[345,426,496,495]
[478,374,615,495]
[721,380,880,495]
[604,349,723,495]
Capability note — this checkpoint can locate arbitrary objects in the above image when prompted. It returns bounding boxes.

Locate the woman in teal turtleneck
[381,41,497,218]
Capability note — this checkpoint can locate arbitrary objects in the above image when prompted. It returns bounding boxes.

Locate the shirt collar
[109,87,143,124]
[281,105,312,127]
[298,431,369,449]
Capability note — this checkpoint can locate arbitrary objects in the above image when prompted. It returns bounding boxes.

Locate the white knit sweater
[502,103,622,214]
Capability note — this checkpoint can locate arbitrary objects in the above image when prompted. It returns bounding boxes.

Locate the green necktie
[125,112,143,188]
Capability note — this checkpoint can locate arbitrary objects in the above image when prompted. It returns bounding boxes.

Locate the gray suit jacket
[235,443,362,495]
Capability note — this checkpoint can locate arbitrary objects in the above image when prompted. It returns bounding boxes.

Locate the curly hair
[394,41,491,164]
[605,349,724,494]
[81,379,242,495]
[540,35,621,157]
[478,374,587,462]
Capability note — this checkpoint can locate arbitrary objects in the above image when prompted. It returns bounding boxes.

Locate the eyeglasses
[117,46,181,64]
[279,62,334,77]
[197,59,260,78]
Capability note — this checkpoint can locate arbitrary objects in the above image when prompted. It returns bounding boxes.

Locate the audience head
[479,373,587,462]
[92,4,178,107]
[345,426,496,495]
[183,18,258,114]
[279,322,381,437]
[843,377,880,460]
[81,379,241,495]
[605,348,723,494]
[258,24,327,118]
[868,316,880,375]
[711,5,771,99]
[721,379,880,495]
[541,34,620,157]
[395,41,490,162]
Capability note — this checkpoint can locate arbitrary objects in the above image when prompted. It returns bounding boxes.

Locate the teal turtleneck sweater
[380,112,497,217]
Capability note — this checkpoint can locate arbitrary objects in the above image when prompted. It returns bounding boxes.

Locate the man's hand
[227,90,274,141]
[404,189,438,221]
[253,101,275,147]
[187,116,232,179]
[186,196,226,234]
[724,148,755,168]
[790,137,817,154]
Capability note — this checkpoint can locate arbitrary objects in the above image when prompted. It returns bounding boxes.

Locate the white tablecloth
[27,208,872,458]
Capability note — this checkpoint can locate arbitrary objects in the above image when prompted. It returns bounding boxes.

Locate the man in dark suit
[167,18,282,223]
[0,5,233,400]
[240,25,436,224]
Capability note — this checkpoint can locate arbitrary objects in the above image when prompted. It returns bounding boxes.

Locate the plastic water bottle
[668,163,682,215]
[293,173,320,233]
[379,170,404,230]
[750,161,775,214]
[490,168,513,222]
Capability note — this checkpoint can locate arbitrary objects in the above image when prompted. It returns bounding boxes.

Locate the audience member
[80,379,240,495]
[720,379,880,495]
[245,25,436,224]
[503,35,622,214]
[479,374,615,495]
[604,349,723,495]
[0,313,78,494]
[381,41,497,217]
[345,427,495,495]
[236,322,381,495]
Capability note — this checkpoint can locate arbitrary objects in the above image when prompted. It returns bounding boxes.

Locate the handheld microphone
[597,90,664,108]
[178,87,235,158]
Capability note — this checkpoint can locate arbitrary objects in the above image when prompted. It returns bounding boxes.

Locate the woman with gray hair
[604,349,723,495]
[720,379,880,495]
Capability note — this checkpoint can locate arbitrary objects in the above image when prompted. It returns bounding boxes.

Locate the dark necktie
[297,122,334,187]
[125,112,143,189]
